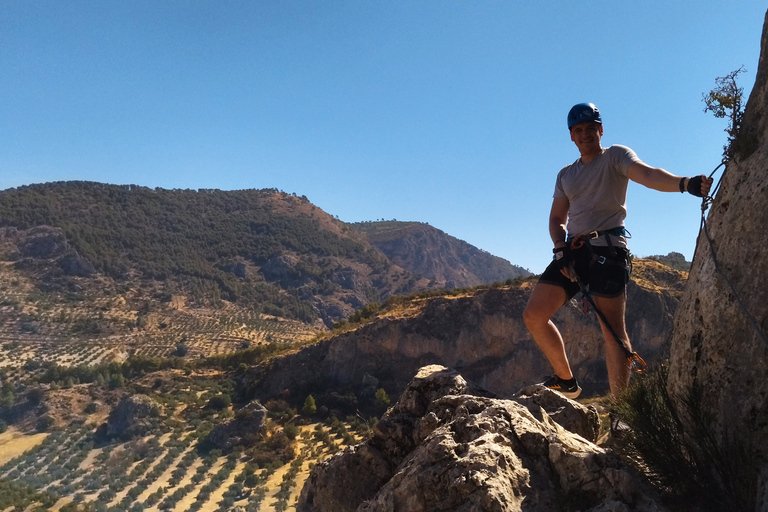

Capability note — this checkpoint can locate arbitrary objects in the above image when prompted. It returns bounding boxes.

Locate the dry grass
[629,259,688,297]
[0,428,48,467]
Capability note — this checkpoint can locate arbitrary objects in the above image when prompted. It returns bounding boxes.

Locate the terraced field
[0,362,374,512]
[0,412,364,511]
[0,259,319,378]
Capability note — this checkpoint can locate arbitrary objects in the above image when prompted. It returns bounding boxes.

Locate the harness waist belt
[582,227,627,240]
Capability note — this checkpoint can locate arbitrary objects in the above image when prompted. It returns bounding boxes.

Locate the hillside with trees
[0,182,430,327]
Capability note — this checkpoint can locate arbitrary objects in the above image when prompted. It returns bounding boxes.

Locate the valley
[0,256,686,511]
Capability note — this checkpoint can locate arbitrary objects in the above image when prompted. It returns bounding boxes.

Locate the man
[523,103,713,398]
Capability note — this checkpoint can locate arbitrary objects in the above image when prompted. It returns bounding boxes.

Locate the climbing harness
[694,161,768,350]
[566,233,648,375]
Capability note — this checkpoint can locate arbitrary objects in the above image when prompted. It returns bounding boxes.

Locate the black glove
[686,175,705,197]
[552,246,572,270]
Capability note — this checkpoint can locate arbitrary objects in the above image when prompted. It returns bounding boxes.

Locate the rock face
[204,400,268,451]
[667,7,768,494]
[0,225,95,277]
[353,221,532,289]
[249,260,683,400]
[298,365,665,512]
[105,395,160,440]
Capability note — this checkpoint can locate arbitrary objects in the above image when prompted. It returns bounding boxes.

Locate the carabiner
[630,352,648,375]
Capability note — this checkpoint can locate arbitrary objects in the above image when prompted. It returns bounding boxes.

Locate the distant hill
[646,251,691,272]
[0,182,528,326]
[352,221,531,288]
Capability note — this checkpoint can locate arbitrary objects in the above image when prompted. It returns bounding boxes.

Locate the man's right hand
[553,246,572,269]
[554,245,579,282]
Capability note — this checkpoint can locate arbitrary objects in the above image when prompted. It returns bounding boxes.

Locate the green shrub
[614,360,757,511]
[283,422,299,440]
[36,415,56,432]
[374,388,390,408]
[206,393,232,411]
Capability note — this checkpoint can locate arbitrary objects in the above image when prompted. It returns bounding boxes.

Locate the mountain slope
[0,182,530,328]
[352,221,531,288]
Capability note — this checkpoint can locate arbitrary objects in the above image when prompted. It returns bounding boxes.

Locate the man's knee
[522,304,538,329]
[523,301,551,329]
[524,284,566,329]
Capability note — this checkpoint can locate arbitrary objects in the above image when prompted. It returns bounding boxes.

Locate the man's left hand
[687,175,715,197]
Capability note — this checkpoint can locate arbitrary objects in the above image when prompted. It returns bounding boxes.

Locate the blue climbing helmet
[567,103,602,129]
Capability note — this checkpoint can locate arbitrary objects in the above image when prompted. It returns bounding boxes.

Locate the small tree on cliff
[703,66,746,161]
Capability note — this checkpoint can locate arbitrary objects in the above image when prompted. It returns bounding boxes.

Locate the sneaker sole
[547,386,581,399]
[561,387,582,399]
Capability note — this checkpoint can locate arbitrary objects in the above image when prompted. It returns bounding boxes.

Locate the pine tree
[302,395,317,415]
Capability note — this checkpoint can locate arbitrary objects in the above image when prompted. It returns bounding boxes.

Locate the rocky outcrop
[105,395,160,440]
[515,384,600,443]
[1,225,95,277]
[249,260,683,400]
[298,365,665,512]
[204,400,267,451]
[17,227,70,259]
[667,8,768,501]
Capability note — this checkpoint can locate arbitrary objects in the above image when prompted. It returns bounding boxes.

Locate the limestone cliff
[248,259,683,400]
[298,365,666,512]
[667,7,768,496]
[352,221,532,289]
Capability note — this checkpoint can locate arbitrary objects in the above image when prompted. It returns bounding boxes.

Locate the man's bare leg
[593,293,632,397]
[523,283,573,379]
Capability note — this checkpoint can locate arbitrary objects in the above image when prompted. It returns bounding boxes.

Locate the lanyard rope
[568,237,647,374]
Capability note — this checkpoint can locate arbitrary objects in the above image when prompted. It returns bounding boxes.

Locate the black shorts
[538,245,630,299]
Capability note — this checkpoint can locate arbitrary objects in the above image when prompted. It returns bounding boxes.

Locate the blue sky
[1,2,765,273]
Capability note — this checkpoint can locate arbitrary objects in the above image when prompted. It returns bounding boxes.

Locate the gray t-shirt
[554,145,640,247]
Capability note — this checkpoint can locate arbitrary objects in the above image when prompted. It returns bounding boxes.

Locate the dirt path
[258,462,293,512]
[285,457,316,510]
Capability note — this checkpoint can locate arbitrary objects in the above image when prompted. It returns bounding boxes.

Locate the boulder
[19,227,69,259]
[59,252,96,277]
[204,400,267,451]
[105,395,160,440]
[298,365,664,512]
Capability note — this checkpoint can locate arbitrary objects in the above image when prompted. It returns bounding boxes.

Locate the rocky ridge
[298,365,665,512]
